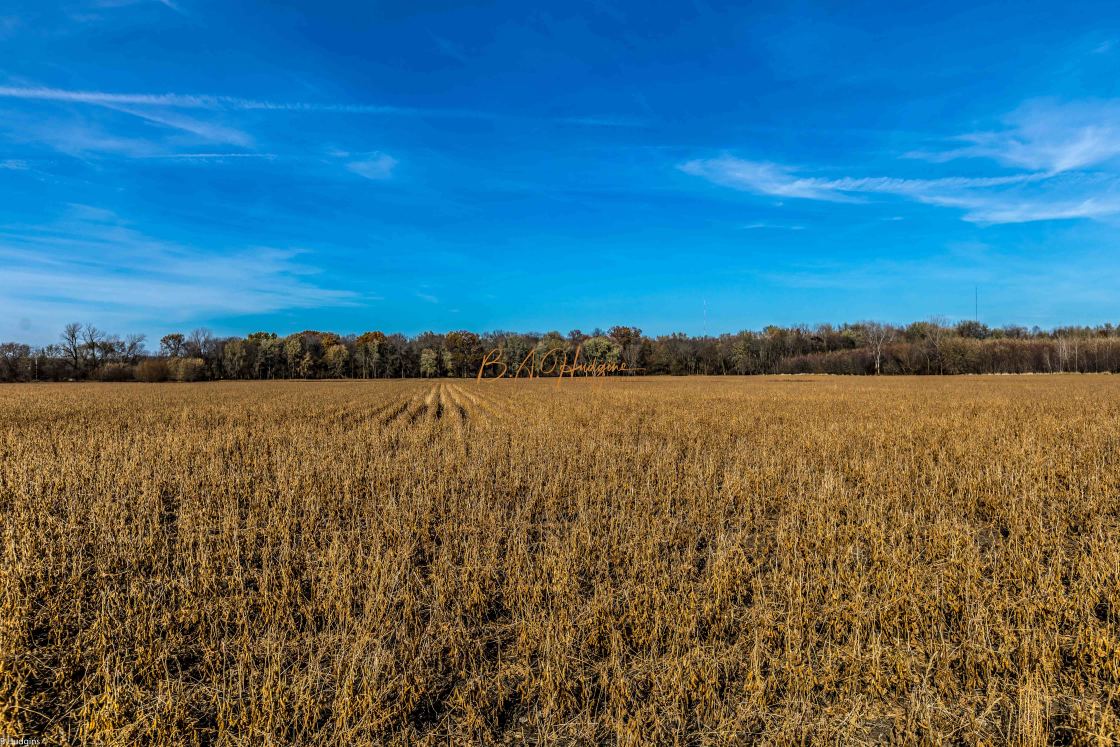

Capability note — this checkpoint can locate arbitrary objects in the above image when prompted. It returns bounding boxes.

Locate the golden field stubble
[1,376,1119,745]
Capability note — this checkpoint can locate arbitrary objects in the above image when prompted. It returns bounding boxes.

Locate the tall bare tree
[860,321,895,375]
[80,325,106,370]
[60,322,83,375]
[122,334,146,363]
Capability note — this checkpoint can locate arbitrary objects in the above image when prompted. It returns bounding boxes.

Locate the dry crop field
[2,376,1120,745]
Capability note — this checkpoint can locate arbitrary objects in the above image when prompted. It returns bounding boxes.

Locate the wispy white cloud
[0,159,28,169]
[680,158,852,200]
[0,85,494,119]
[683,99,1120,225]
[0,85,646,127]
[681,156,1041,205]
[141,152,276,160]
[742,221,805,230]
[948,192,1120,224]
[907,99,1120,174]
[0,205,356,342]
[561,115,650,127]
[416,292,439,304]
[2,105,387,175]
[3,116,163,157]
[346,153,398,180]
[102,104,252,146]
[0,101,254,160]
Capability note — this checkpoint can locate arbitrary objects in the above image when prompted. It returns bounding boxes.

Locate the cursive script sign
[477,345,640,387]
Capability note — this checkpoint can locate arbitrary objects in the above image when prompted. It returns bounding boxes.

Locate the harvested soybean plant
[3,376,1119,744]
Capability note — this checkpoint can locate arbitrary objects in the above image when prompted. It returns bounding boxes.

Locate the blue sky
[2,0,1119,344]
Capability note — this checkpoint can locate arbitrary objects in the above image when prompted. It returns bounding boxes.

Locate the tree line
[3,319,1120,382]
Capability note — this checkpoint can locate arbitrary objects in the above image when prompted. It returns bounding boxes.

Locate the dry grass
[2,376,1119,745]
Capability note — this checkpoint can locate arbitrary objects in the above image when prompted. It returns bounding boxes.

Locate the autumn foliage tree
[4,320,1120,382]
